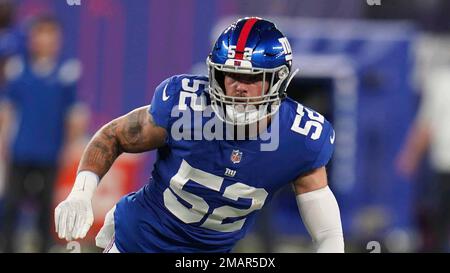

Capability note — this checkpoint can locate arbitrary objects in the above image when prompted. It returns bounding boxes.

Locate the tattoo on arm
[77,106,166,178]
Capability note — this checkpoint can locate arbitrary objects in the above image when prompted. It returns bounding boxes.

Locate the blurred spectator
[0,0,24,88]
[0,14,88,253]
[0,0,23,243]
[397,66,450,252]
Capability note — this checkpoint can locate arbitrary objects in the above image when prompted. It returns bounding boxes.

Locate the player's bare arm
[78,105,167,178]
[55,105,166,241]
[292,166,328,194]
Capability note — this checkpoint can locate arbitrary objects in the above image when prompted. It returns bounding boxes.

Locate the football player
[55,17,344,253]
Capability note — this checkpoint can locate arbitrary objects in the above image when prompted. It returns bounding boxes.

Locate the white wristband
[69,170,99,200]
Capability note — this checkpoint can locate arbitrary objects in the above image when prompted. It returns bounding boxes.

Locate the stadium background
[0,0,449,253]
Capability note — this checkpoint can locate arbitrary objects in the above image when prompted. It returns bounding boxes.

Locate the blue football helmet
[207,17,297,125]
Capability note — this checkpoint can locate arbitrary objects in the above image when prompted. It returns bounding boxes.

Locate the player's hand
[55,192,94,241]
[95,205,116,249]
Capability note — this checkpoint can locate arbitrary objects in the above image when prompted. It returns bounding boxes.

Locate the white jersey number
[291,104,324,140]
[163,160,268,232]
[178,78,207,111]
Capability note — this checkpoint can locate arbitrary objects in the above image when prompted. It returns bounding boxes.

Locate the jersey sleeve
[300,114,335,173]
[309,119,335,170]
[2,56,24,104]
[59,59,81,109]
[148,76,176,130]
[2,81,19,104]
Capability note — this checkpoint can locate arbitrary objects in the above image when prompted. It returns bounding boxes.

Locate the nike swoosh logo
[162,83,170,101]
[330,129,335,144]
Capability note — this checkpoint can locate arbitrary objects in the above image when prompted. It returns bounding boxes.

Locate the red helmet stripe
[235,18,258,60]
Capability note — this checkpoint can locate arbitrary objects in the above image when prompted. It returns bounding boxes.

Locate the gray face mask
[208,57,296,126]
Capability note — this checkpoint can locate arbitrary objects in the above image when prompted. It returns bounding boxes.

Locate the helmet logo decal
[278,37,293,61]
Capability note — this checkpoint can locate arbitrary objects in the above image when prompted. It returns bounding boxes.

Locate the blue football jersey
[2,56,79,164]
[114,74,335,253]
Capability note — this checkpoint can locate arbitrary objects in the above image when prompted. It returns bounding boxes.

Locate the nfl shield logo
[230,150,243,164]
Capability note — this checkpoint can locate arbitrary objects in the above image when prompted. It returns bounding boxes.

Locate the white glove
[55,171,99,241]
[95,205,116,249]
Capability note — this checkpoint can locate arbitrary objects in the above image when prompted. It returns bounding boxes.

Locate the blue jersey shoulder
[149,74,209,130]
[281,97,335,172]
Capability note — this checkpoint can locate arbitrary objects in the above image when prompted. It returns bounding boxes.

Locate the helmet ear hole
[277,67,289,80]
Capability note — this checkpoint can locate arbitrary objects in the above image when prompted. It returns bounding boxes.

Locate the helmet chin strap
[283,68,299,93]
[267,67,298,97]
